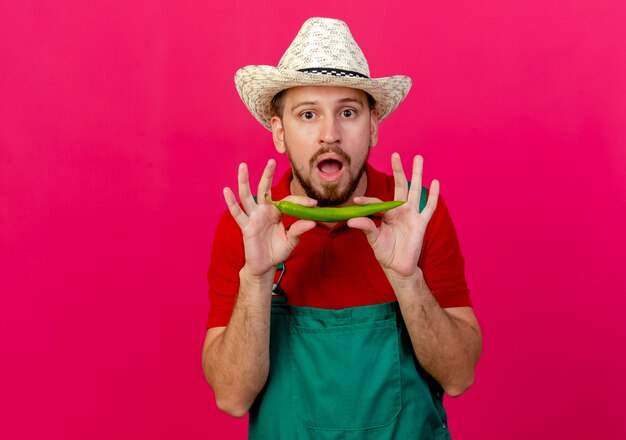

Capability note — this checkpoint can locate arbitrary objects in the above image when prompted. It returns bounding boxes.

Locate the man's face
[271,86,379,206]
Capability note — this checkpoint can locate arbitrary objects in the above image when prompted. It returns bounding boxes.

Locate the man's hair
[269,89,377,118]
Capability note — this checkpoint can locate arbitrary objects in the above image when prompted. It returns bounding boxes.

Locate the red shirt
[207,164,472,328]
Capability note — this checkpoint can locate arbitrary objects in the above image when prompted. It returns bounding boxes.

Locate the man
[202,17,482,439]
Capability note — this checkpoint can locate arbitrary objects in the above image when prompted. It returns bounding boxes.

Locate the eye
[341,109,356,118]
[301,111,315,120]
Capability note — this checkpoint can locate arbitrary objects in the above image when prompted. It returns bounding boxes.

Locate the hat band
[297,67,369,79]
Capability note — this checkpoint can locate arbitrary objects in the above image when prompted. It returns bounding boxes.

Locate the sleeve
[206,209,245,328]
[418,194,473,309]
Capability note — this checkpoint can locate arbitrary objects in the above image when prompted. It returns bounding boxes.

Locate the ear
[271,116,286,154]
[369,108,379,148]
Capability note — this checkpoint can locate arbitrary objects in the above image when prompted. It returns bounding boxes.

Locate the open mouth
[311,147,351,182]
[317,159,343,175]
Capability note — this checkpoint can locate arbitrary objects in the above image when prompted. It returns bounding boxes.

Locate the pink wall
[2,1,625,438]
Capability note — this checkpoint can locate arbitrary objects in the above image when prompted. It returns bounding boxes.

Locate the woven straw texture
[234,17,412,130]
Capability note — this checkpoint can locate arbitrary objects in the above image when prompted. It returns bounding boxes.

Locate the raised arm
[201,160,316,416]
[347,153,482,397]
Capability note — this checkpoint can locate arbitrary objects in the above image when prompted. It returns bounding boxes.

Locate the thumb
[347,217,379,246]
[286,220,316,247]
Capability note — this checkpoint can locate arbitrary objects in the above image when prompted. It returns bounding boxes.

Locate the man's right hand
[223,159,317,278]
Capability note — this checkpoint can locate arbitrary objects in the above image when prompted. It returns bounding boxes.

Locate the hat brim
[235,65,412,130]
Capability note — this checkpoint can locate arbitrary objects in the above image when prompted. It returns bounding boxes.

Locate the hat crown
[277,18,370,77]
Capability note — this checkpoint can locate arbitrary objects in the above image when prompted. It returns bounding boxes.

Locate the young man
[202,17,482,439]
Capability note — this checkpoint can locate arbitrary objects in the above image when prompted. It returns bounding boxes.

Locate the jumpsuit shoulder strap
[407,181,429,213]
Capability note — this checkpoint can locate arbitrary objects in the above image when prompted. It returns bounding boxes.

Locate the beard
[286,142,370,207]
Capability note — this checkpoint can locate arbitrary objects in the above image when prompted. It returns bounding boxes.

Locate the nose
[319,116,340,144]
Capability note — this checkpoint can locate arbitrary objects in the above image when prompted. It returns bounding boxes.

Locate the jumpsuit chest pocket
[289,316,402,431]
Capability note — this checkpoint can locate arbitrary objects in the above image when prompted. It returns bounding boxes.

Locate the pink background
[1,0,625,438]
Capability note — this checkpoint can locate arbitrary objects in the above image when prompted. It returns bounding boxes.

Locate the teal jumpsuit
[248,190,452,439]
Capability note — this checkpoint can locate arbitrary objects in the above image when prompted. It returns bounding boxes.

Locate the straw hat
[234,17,412,130]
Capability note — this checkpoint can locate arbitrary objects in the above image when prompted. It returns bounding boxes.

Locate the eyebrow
[290,97,365,112]
[290,101,318,112]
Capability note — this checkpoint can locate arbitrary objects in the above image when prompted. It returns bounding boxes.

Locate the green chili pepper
[265,195,404,221]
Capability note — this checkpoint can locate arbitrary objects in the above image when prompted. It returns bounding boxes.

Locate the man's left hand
[347,153,439,284]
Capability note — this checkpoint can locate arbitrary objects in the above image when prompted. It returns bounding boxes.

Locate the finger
[257,159,276,204]
[346,217,380,245]
[352,196,383,205]
[282,195,318,207]
[237,163,257,213]
[223,187,249,229]
[407,155,424,208]
[286,219,317,247]
[420,179,440,224]
[391,152,409,201]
